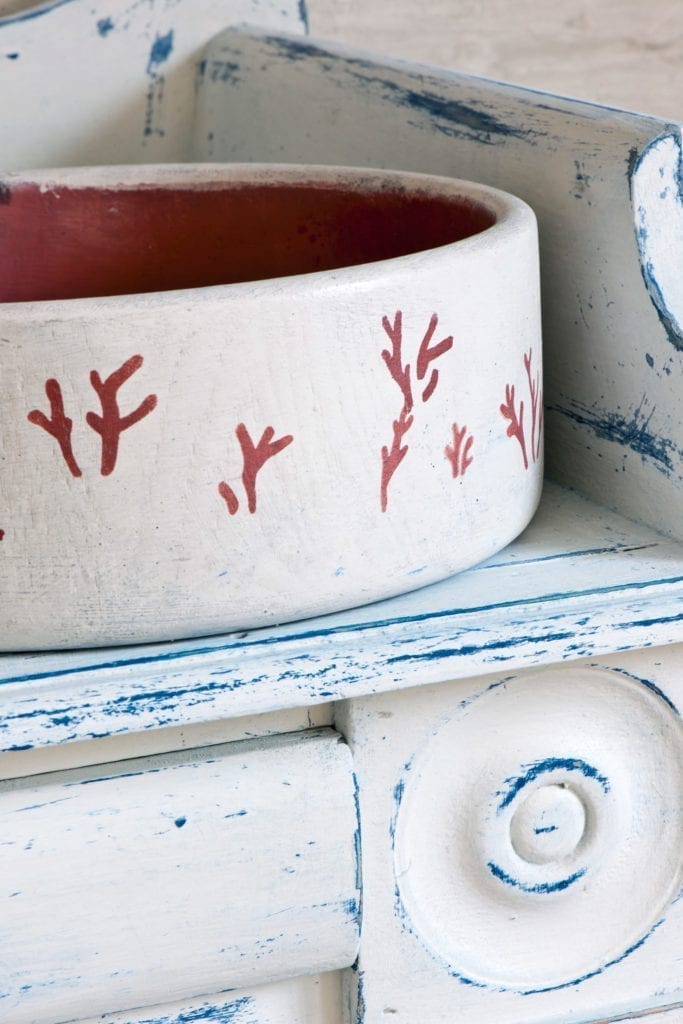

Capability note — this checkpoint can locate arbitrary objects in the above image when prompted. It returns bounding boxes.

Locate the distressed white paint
[0,702,334,783]
[75,972,345,1024]
[0,0,306,171]
[0,162,541,650]
[0,728,360,1024]
[336,653,683,1022]
[194,28,683,542]
[2,482,683,753]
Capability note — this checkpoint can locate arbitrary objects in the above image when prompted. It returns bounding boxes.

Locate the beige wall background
[0,0,679,120]
[308,0,683,120]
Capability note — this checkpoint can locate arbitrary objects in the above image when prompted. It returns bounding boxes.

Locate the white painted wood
[0,702,334,783]
[2,482,683,753]
[193,28,683,542]
[0,728,360,1024]
[73,972,345,1024]
[589,1006,683,1024]
[335,651,683,1022]
[0,162,541,650]
[0,0,306,171]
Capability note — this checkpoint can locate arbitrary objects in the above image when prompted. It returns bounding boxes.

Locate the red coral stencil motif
[28,355,157,477]
[28,378,82,477]
[86,355,158,476]
[219,423,294,515]
[380,311,453,510]
[445,423,474,477]
[500,347,543,469]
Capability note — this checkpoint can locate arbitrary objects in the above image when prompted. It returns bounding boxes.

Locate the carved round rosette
[392,667,683,991]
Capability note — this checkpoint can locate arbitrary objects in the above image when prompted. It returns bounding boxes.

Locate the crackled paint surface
[0,164,541,650]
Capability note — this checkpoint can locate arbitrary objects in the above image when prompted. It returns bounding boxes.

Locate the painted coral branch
[524,347,543,463]
[235,423,293,514]
[381,311,413,414]
[416,313,454,402]
[500,382,528,469]
[217,480,240,515]
[28,378,82,477]
[86,354,158,476]
[380,310,454,510]
[380,406,414,512]
[501,348,543,469]
[445,422,474,478]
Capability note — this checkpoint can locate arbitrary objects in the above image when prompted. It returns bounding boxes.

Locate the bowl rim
[0,161,537,316]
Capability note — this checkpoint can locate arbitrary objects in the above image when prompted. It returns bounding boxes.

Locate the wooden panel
[75,972,344,1024]
[0,729,360,1024]
[336,652,683,1022]
[3,483,683,753]
[0,0,305,170]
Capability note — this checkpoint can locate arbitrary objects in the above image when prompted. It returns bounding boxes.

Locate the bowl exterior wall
[0,181,541,650]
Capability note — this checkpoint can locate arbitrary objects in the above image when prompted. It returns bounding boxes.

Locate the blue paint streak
[261,36,541,145]
[549,396,678,475]
[534,824,558,833]
[224,809,247,819]
[630,134,683,349]
[352,771,363,896]
[148,30,174,71]
[603,665,680,715]
[5,571,683,693]
[298,0,309,33]
[128,995,253,1023]
[522,918,666,995]
[487,860,586,893]
[497,757,609,811]
[5,52,19,59]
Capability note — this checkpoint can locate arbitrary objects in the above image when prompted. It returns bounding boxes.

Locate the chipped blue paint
[631,134,683,349]
[521,918,666,995]
[5,51,19,59]
[111,994,253,1023]
[550,396,679,475]
[96,16,114,36]
[174,816,187,828]
[297,0,309,34]
[148,30,174,71]
[5,574,683,693]
[352,770,363,895]
[260,36,542,146]
[487,860,586,894]
[600,664,680,715]
[497,757,609,812]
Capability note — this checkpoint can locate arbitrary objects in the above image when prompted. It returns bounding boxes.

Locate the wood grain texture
[2,482,683,753]
[73,973,344,1024]
[0,728,360,1024]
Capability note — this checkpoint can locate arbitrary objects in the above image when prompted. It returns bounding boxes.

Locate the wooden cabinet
[0,2,682,1021]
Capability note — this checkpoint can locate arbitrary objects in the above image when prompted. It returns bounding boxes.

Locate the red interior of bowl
[0,177,496,302]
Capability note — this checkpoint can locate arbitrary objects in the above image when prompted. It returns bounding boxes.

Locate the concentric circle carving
[392,667,683,991]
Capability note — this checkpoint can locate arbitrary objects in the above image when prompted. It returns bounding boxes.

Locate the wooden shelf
[2,481,683,754]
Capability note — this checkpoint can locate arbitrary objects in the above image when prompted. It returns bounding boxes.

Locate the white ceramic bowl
[0,163,542,650]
